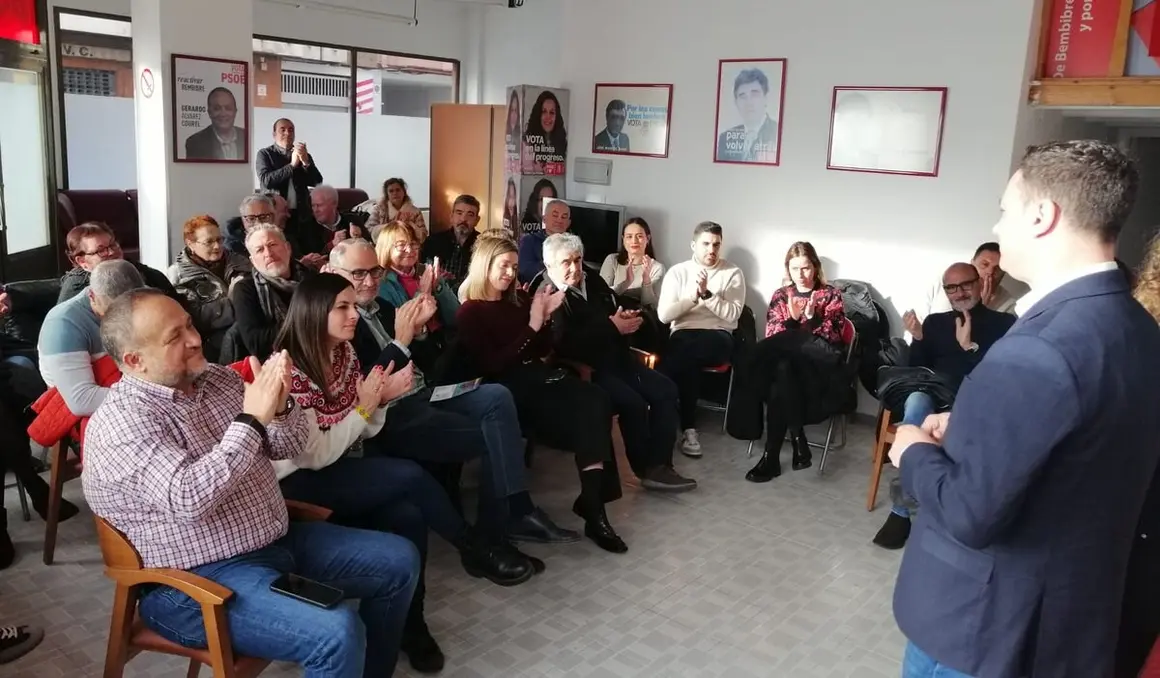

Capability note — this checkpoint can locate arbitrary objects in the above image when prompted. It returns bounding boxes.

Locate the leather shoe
[503,541,546,574]
[507,507,582,544]
[571,498,628,554]
[401,623,445,674]
[460,540,534,586]
[791,432,812,471]
[745,450,781,483]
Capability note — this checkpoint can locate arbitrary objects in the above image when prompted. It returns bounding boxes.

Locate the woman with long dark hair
[522,90,568,171]
[456,234,628,554]
[272,273,535,673]
[600,217,666,309]
[502,178,519,236]
[519,178,558,236]
[505,90,521,148]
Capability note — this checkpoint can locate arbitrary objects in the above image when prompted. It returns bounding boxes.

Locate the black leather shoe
[571,498,628,554]
[503,541,546,574]
[872,512,912,550]
[745,450,781,483]
[401,623,445,674]
[507,507,582,544]
[461,541,534,586]
[791,431,812,471]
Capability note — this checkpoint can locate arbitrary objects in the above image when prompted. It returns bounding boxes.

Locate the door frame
[0,28,60,281]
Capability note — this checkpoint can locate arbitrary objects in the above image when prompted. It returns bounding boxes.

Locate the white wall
[63,94,138,189]
[481,0,1040,324]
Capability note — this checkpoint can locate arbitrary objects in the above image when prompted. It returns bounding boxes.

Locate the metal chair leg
[16,476,30,522]
[721,369,735,433]
[747,440,755,458]
[817,418,838,476]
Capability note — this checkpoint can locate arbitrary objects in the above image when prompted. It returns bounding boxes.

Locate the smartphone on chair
[270,573,344,609]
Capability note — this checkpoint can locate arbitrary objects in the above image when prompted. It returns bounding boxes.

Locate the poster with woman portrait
[171,53,250,163]
[518,176,564,236]
[520,86,570,176]
[504,88,522,176]
[591,83,673,158]
[712,58,786,166]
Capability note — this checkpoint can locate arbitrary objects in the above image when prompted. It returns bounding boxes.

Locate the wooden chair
[96,500,331,678]
[866,407,896,511]
[44,439,83,564]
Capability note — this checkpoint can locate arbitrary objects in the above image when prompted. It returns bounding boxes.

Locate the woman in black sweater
[456,233,627,554]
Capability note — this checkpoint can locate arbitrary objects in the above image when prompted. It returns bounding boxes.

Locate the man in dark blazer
[184,87,246,160]
[593,99,630,153]
[888,140,1160,678]
[531,232,695,493]
[256,117,323,229]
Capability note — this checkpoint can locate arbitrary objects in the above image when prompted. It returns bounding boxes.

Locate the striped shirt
[82,364,309,569]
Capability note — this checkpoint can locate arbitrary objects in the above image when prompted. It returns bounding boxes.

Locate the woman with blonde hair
[456,234,628,554]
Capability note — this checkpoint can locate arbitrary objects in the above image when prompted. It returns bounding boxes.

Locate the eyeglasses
[392,242,417,252]
[943,278,979,294]
[193,237,224,247]
[242,213,275,224]
[80,244,119,258]
[335,265,386,282]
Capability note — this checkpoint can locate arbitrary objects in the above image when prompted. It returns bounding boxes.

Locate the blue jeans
[137,520,419,677]
[902,642,975,678]
[891,392,937,518]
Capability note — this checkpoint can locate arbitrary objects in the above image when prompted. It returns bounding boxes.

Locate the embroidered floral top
[270,342,388,480]
[765,283,847,346]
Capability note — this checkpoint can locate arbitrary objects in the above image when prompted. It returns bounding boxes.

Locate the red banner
[0,0,39,45]
[1043,0,1120,77]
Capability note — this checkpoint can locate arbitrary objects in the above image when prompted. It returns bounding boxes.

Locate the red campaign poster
[1043,0,1119,77]
[0,0,39,45]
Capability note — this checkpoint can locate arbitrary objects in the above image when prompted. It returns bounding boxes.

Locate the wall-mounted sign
[0,0,39,45]
[1043,0,1121,77]
[140,68,154,98]
[61,43,131,62]
[171,54,250,163]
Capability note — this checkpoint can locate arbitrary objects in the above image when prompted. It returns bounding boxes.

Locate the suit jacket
[351,301,413,377]
[593,129,630,153]
[255,143,323,207]
[530,272,634,373]
[184,126,246,160]
[893,269,1160,678]
[715,116,778,162]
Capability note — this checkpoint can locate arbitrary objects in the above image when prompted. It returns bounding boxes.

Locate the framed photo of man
[171,53,250,163]
[591,83,674,158]
[713,58,786,166]
[826,86,948,177]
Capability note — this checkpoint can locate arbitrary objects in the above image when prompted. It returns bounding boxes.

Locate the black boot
[791,428,812,471]
[573,469,627,554]
[0,510,13,571]
[401,584,445,673]
[745,445,782,483]
[872,512,912,550]
[457,529,534,586]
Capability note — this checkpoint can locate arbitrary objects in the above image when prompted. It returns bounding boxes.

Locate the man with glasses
[57,223,181,304]
[924,242,1028,318]
[226,194,289,256]
[873,262,1016,550]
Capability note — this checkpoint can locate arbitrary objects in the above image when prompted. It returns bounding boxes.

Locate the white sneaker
[680,429,703,458]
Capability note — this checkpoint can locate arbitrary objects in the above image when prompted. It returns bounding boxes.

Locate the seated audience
[656,221,746,456]
[303,184,366,256]
[325,238,576,549]
[376,220,459,369]
[421,194,480,288]
[873,262,1015,548]
[367,178,427,242]
[457,233,628,553]
[518,199,571,283]
[231,226,313,360]
[271,273,534,672]
[745,242,848,482]
[166,215,251,362]
[924,242,1028,317]
[39,260,143,418]
[256,117,323,227]
[534,233,694,492]
[57,223,180,304]
[83,288,419,675]
[225,193,289,257]
[0,623,43,665]
[599,217,666,309]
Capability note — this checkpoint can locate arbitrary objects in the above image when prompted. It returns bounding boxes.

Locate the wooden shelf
[1030,78,1160,107]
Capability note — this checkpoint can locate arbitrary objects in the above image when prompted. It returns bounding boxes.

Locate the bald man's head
[942,262,981,312]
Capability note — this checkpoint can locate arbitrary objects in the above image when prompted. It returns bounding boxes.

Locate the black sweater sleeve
[230,278,278,361]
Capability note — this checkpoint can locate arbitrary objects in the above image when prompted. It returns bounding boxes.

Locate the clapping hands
[609,306,643,335]
[529,284,566,330]
[243,350,293,425]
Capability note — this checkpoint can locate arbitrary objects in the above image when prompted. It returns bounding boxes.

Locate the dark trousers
[0,361,47,512]
[1116,536,1160,677]
[500,363,622,504]
[592,362,678,477]
[279,456,466,636]
[657,329,733,430]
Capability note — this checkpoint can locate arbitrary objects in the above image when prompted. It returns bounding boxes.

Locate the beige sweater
[657,258,746,332]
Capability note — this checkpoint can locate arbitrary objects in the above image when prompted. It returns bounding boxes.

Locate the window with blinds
[62,67,115,96]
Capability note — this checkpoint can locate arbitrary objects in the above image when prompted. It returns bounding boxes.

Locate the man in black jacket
[229,225,312,360]
[533,233,696,492]
[873,262,1014,549]
[255,118,322,234]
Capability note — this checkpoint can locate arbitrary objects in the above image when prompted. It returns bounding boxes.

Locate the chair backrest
[94,516,144,570]
[841,317,858,362]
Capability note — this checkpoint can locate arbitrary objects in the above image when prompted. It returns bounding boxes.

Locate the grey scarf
[253,268,299,326]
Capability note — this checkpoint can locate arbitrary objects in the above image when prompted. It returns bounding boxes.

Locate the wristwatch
[233,413,269,443]
[275,396,295,417]
[698,288,713,300]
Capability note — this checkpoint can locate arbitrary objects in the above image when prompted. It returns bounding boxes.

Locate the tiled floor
[0,417,907,677]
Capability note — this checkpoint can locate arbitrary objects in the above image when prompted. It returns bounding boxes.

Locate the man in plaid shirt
[83,288,419,677]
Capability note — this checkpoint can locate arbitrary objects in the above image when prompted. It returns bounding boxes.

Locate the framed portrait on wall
[171,53,250,163]
[591,83,674,158]
[826,86,948,177]
[713,58,787,166]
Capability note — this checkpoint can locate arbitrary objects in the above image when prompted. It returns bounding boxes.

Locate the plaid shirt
[82,364,309,570]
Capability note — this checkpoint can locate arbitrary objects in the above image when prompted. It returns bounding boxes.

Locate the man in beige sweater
[657,221,747,456]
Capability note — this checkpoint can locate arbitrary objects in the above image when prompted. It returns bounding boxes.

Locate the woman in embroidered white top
[273,273,536,673]
[599,217,667,309]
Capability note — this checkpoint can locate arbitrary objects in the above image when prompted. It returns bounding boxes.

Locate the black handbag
[876,365,958,415]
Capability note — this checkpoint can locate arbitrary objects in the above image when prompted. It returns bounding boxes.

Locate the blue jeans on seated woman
[891,391,939,518]
[136,519,419,678]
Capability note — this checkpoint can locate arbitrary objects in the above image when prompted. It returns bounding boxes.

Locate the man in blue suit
[888,140,1160,678]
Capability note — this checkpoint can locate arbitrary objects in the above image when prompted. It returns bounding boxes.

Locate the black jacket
[256,144,323,204]
[351,301,414,377]
[228,264,312,360]
[531,272,636,373]
[298,214,354,258]
[910,303,1015,391]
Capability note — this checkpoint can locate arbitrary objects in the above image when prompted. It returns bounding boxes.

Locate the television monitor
[541,197,627,270]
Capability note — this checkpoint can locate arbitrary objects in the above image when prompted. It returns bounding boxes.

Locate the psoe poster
[172,54,249,163]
